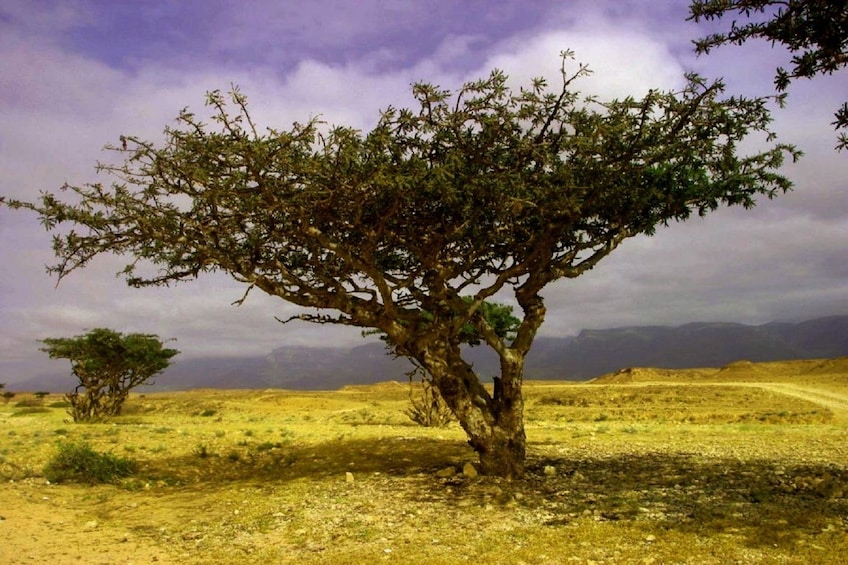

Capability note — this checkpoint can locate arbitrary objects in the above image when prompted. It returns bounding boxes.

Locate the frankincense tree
[7,53,799,476]
[41,328,178,422]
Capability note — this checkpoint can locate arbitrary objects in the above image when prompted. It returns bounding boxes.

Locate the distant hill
[15,315,848,391]
[592,357,848,385]
[524,315,848,380]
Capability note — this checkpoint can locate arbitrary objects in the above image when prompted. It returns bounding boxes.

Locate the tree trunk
[470,352,526,479]
[420,342,527,479]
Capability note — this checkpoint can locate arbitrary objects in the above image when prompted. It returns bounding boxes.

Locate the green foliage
[365,296,520,348]
[7,55,797,345]
[690,0,848,149]
[40,328,179,422]
[256,441,283,451]
[43,442,136,484]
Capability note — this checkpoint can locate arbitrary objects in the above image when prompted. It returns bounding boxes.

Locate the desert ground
[2,357,847,564]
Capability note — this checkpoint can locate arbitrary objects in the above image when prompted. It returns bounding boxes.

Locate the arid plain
[2,357,848,564]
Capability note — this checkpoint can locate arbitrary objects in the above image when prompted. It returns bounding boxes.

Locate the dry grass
[1,358,847,564]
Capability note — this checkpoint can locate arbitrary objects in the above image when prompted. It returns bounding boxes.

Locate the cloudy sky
[1,0,846,383]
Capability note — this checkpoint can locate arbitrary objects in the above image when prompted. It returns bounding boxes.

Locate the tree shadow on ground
[517,452,848,550]
[139,436,848,550]
[138,434,473,485]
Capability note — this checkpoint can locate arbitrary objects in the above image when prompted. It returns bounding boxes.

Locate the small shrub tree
[2,391,15,404]
[40,328,179,422]
[43,441,136,484]
[406,366,454,428]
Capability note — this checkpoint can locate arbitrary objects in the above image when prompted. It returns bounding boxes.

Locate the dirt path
[589,380,848,423]
[748,383,848,423]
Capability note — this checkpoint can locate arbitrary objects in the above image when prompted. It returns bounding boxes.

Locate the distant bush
[256,441,283,451]
[406,367,453,428]
[194,443,211,458]
[14,398,44,408]
[12,407,50,416]
[43,442,136,484]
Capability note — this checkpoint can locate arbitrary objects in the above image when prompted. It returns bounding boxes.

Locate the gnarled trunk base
[416,341,528,479]
[438,372,527,478]
[469,424,526,479]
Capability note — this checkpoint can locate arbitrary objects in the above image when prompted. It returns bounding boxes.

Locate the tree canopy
[8,53,799,475]
[689,0,848,149]
[41,328,179,422]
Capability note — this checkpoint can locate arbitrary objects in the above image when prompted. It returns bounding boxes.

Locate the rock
[543,465,557,476]
[482,485,503,497]
[815,477,840,498]
[84,520,98,530]
[462,463,478,479]
[436,466,456,478]
[345,472,354,483]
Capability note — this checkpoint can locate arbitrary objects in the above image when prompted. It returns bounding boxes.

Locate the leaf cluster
[41,328,178,383]
[365,296,519,348]
[690,0,848,149]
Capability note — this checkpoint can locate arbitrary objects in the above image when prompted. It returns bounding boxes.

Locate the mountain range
[15,315,848,392]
